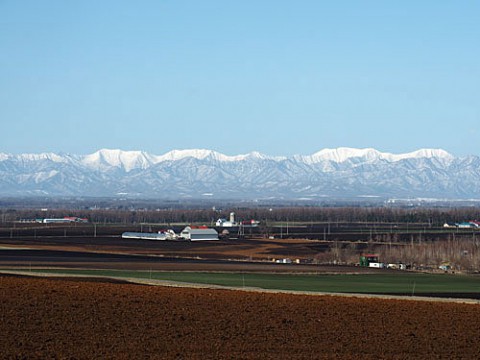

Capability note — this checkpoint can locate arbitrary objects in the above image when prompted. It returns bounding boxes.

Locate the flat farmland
[2,275,480,359]
[0,232,339,262]
[2,222,470,263]
[2,222,480,300]
[0,248,379,274]
[1,221,475,250]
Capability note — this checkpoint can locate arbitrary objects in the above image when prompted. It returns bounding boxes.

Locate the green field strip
[5,269,480,294]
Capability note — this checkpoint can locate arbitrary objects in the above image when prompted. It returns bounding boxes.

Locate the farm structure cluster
[17,217,89,224]
[215,212,260,227]
[122,212,260,242]
[122,226,219,241]
[359,254,407,270]
[443,220,480,228]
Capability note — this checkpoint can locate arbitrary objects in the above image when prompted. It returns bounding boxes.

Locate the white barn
[180,226,219,241]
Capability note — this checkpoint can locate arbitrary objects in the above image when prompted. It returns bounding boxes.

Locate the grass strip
[6,268,480,294]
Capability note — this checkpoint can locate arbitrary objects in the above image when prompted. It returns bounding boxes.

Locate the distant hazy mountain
[0,147,479,200]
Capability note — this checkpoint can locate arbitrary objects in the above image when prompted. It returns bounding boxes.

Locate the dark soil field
[2,275,480,359]
[0,225,401,277]
[0,233,329,261]
[1,221,474,253]
[0,248,381,274]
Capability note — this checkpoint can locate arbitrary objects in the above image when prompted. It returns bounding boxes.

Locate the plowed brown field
[1,275,480,359]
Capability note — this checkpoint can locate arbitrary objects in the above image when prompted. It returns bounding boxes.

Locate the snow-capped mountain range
[0,147,478,199]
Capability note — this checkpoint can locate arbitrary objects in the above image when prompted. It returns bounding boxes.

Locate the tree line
[1,206,480,225]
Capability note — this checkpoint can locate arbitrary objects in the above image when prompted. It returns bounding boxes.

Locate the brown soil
[2,276,480,359]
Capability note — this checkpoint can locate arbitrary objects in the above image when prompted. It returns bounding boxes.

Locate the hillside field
[2,275,480,359]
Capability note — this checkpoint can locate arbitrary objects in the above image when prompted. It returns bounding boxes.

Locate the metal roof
[189,228,218,235]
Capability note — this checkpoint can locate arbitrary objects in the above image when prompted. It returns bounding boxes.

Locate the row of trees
[2,206,480,225]
[316,235,480,272]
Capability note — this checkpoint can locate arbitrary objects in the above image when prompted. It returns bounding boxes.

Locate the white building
[180,226,219,241]
[216,212,238,227]
[122,232,168,240]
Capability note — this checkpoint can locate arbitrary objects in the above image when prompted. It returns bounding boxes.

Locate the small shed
[360,254,379,267]
[180,226,219,241]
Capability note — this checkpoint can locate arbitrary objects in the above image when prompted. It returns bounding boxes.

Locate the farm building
[180,226,219,241]
[216,212,260,227]
[457,222,476,228]
[122,232,169,240]
[216,212,238,227]
[444,221,479,229]
[360,254,379,267]
[38,217,88,224]
[121,229,177,241]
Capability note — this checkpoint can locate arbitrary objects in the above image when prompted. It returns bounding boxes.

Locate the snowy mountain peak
[1,147,457,170]
[308,148,382,163]
[82,149,155,172]
[156,149,279,162]
[157,149,224,162]
[399,149,454,160]
[246,151,287,161]
[17,152,69,163]
[304,147,454,164]
[1,147,479,199]
[80,148,282,170]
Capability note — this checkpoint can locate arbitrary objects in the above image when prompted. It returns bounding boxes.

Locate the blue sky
[0,1,478,156]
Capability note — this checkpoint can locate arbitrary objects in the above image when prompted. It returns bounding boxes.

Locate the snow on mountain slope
[78,148,286,171]
[156,149,245,162]
[7,152,71,163]
[155,149,284,162]
[81,149,157,172]
[0,147,476,199]
[302,147,454,164]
